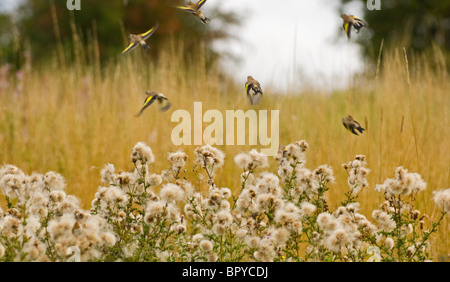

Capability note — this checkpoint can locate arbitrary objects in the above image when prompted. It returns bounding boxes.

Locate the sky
[210,0,366,92]
[0,0,20,12]
[1,0,366,92]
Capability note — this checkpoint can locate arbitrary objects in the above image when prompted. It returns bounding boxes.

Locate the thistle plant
[0,141,447,262]
[368,167,447,262]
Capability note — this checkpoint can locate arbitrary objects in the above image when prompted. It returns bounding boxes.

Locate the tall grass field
[0,33,448,261]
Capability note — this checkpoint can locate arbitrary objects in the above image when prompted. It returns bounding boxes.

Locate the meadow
[0,36,448,261]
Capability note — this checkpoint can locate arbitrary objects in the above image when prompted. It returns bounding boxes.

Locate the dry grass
[0,38,448,258]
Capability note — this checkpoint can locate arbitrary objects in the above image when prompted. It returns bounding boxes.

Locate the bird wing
[342,121,348,130]
[136,95,157,117]
[245,82,255,105]
[354,120,365,133]
[348,122,360,135]
[245,82,253,95]
[343,22,352,39]
[351,16,367,33]
[352,16,367,25]
[159,99,172,112]
[121,42,139,55]
[254,83,263,94]
[197,0,207,9]
[156,95,171,111]
[176,5,196,13]
[140,23,159,40]
[342,119,352,133]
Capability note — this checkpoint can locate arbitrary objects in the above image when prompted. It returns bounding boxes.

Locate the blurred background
[1,0,449,91]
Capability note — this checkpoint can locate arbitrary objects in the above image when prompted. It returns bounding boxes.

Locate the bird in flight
[121,23,159,55]
[342,115,365,135]
[340,14,367,39]
[176,0,210,24]
[245,76,263,105]
[135,91,171,117]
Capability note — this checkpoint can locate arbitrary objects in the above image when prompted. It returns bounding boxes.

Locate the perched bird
[245,76,263,105]
[176,0,210,24]
[121,23,159,55]
[135,91,171,117]
[342,115,365,136]
[340,14,367,39]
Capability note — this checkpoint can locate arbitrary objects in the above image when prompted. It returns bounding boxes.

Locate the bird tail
[142,44,150,50]
[251,93,263,105]
[202,17,211,24]
[343,22,351,39]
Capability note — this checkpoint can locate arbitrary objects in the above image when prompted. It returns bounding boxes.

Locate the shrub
[0,141,447,262]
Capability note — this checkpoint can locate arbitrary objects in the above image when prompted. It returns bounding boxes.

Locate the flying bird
[121,23,159,55]
[341,14,367,39]
[245,76,263,105]
[135,91,171,117]
[176,0,210,24]
[342,115,365,136]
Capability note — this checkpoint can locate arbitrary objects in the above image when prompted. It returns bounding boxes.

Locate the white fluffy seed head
[160,183,185,203]
[433,188,450,213]
[130,142,155,165]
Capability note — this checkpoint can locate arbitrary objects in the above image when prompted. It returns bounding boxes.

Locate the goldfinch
[342,115,365,135]
[135,91,171,117]
[121,23,159,55]
[341,14,367,39]
[176,0,210,24]
[245,75,263,105]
